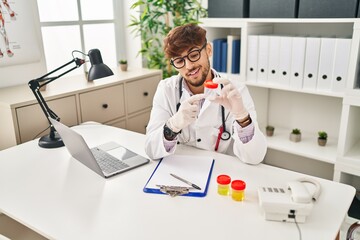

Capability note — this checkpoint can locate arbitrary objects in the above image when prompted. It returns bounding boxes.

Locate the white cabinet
[0,68,162,150]
[202,17,360,221]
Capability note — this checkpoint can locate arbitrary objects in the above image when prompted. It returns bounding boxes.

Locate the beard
[184,59,211,88]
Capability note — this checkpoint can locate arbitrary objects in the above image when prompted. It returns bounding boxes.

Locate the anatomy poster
[0,0,41,67]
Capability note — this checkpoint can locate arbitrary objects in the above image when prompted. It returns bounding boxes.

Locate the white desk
[0,123,355,240]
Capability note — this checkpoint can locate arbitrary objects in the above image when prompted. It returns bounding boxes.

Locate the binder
[143,155,215,197]
[317,38,336,92]
[267,36,281,85]
[257,35,270,83]
[303,37,321,90]
[332,38,351,92]
[247,35,258,82]
[290,37,306,89]
[220,41,228,73]
[278,36,292,86]
[227,35,240,73]
[231,39,241,74]
[212,38,227,72]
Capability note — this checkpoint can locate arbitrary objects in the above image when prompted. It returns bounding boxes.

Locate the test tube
[217,174,231,196]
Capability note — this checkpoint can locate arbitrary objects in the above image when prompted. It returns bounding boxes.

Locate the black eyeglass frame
[170,42,208,69]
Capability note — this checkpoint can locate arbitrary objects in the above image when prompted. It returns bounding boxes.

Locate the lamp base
[38,133,64,148]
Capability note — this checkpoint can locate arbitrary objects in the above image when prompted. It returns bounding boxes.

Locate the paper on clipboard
[143,155,215,197]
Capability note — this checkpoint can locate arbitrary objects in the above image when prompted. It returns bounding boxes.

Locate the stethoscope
[176,75,231,151]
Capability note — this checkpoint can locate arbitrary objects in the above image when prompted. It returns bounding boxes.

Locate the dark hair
[164,23,207,59]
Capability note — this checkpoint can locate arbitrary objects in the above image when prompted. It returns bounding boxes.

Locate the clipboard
[143,155,215,197]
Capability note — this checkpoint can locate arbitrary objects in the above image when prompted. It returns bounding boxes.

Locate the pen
[170,173,202,190]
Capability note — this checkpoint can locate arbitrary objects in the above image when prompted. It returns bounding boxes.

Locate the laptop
[49,118,150,178]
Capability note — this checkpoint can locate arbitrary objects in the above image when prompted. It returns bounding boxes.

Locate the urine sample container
[231,180,246,201]
[217,174,231,196]
[204,79,218,99]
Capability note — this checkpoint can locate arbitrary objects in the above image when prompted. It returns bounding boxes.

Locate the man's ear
[206,42,212,58]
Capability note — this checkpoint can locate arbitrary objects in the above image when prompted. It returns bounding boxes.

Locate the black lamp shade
[87,49,114,81]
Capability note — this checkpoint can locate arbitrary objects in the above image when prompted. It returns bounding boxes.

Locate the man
[145,23,267,164]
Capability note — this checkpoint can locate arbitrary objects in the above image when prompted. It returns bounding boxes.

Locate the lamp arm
[28,57,85,143]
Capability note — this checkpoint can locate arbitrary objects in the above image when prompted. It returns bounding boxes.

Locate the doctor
[145,23,267,164]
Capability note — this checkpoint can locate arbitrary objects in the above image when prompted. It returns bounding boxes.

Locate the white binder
[317,38,336,92]
[332,38,351,93]
[290,37,306,89]
[257,35,270,84]
[247,35,258,82]
[303,37,321,90]
[278,36,293,86]
[267,36,281,85]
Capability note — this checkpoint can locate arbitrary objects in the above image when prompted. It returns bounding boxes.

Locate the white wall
[0,0,47,88]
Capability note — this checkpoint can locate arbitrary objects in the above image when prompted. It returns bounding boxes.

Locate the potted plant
[266,125,275,137]
[318,131,328,146]
[290,128,301,142]
[119,60,128,71]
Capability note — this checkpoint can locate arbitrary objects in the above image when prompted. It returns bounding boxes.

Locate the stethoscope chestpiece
[221,131,231,140]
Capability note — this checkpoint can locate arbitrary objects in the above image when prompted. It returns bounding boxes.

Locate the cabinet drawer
[126,76,159,114]
[126,111,151,134]
[16,96,78,143]
[80,84,125,123]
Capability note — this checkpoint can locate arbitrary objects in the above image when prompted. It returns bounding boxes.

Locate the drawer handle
[102,103,108,109]
[143,92,149,96]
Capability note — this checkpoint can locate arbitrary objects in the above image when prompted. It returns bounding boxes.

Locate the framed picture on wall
[0,0,41,67]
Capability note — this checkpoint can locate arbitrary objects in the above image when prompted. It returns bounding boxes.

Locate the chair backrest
[347,221,360,240]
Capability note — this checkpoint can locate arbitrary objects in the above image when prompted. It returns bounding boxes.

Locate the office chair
[347,221,360,240]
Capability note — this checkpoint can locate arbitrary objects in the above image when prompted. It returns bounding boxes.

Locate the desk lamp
[28,49,114,149]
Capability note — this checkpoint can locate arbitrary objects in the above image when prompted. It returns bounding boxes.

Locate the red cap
[217,174,231,185]
[204,79,218,89]
[231,180,246,190]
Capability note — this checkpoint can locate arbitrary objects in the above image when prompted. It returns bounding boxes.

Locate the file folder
[227,35,240,73]
[278,36,293,86]
[143,155,215,197]
[257,35,270,83]
[267,36,281,85]
[332,38,351,92]
[247,35,258,82]
[317,38,336,92]
[290,37,306,89]
[303,37,321,90]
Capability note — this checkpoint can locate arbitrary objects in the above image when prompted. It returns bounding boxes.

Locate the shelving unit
[201,17,360,225]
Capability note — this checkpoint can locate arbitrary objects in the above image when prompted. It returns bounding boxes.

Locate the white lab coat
[145,69,267,164]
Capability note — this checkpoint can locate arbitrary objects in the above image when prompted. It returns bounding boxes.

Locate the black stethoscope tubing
[176,76,231,141]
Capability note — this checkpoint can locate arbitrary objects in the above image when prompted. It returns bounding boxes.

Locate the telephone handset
[257,177,321,223]
[287,177,321,203]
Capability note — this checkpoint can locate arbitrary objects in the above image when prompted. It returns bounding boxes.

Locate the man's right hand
[167,94,205,133]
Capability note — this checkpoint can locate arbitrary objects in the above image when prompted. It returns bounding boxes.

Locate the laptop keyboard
[91,148,130,174]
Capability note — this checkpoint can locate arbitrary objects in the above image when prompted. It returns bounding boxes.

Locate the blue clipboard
[143,155,215,197]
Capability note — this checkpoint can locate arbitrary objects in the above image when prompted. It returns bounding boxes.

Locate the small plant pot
[266,129,274,137]
[120,64,128,71]
[290,133,301,142]
[318,138,327,146]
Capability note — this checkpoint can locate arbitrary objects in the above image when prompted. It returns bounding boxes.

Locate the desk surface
[0,123,355,240]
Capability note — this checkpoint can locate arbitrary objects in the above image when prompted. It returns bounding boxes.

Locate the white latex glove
[167,94,205,133]
[210,78,248,121]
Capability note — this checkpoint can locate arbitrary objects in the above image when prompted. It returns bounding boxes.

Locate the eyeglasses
[170,42,207,69]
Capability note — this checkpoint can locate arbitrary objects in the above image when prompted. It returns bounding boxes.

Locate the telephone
[257,177,321,223]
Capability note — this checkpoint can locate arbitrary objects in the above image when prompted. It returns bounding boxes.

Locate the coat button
[197,139,201,142]
[177,141,180,144]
